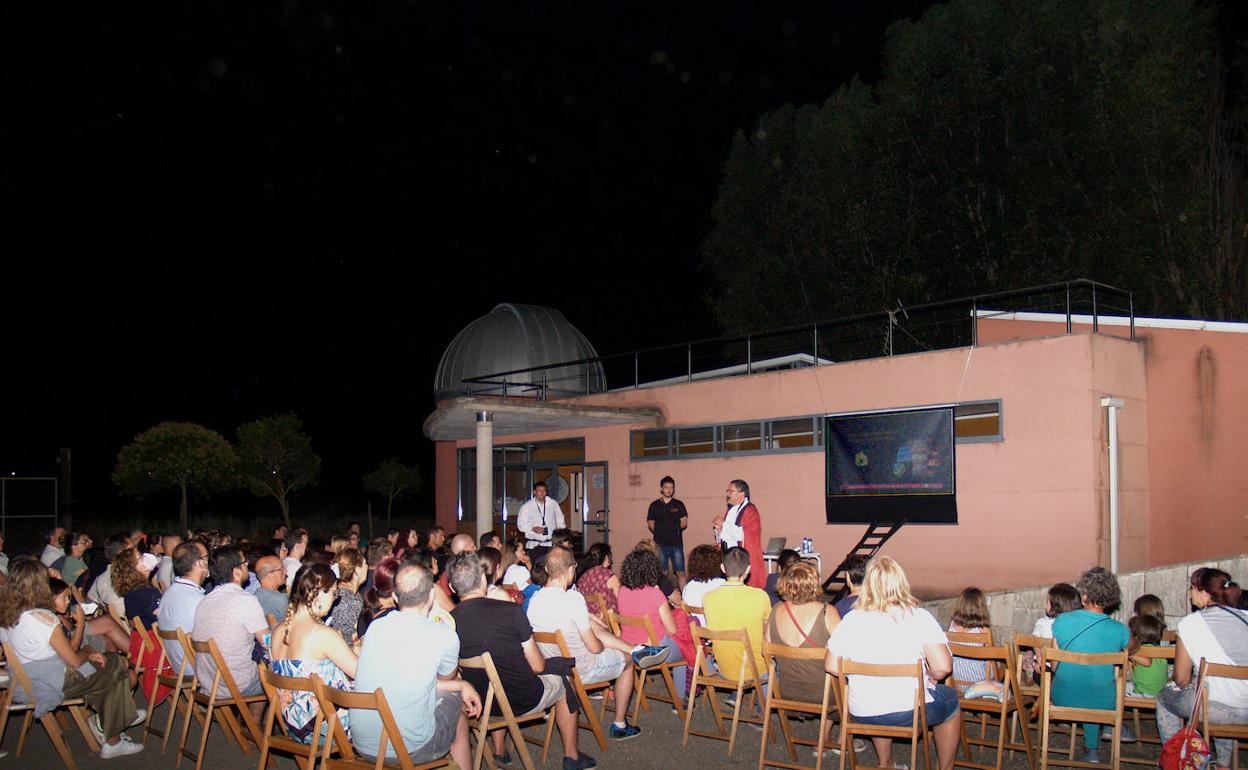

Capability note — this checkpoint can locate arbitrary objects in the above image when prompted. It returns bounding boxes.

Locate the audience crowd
[0,521,1246,770]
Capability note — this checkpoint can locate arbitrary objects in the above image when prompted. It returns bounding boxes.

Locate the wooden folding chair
[311,676,450,770]
[127,617,151,697]
[1011,633,1055,747]
[583,593,608,617]
[947,642,1035,770]
[683,624,769,756]
[257,666,323,770]
[1119,644,1175,766]
[532,629,611,751]
[837,659,931,770]
[1038,648,1126,770]
[0,641,101,770]
[143,625,198,751]
[1161,629,1178,644]
[758,642,836,770]
[175,636,267,770]
[615,612,686,722]
[460,651,556,770]
[1196,660,1248,770]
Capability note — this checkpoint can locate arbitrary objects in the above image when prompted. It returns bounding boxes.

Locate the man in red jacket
[717,479,765,588]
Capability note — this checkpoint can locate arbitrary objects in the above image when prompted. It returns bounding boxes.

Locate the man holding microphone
[516,480,565,559]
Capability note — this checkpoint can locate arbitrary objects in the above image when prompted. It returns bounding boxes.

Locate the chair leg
[41,713,78,770]
[539,710,557,763]
[16,710,34,756]
[67,705,100,753]
[192,702,217,770]
[660,664,685,721]
[776,707,797,762]
[506,719,537,770]
[727,684,744,756]
[757,697,772,770]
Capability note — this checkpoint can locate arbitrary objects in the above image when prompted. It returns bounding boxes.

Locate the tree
[113,421,237,534]
[702,0,1241,332]
[362,459,423,528]
[236,413,321,528]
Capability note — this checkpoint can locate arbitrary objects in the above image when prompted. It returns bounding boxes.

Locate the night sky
[3,2,936,519]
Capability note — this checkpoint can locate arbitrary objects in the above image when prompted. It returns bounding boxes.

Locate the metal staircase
[821,522,904,601]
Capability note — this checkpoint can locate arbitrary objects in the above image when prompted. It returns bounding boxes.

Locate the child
[1133,593,1165,624]
[1127,614,1167,697]
[520,561,547,613]
[1024,582,1082,683]
[948,587,992,689]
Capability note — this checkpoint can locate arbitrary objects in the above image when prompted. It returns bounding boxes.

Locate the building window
[630,429,670,458]
[954,401,1002,443]
[769,417,818,449]
[721,422,763,452]
[676,427,715,455]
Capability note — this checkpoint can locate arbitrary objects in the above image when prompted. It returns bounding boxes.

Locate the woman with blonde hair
[825,556,961,770]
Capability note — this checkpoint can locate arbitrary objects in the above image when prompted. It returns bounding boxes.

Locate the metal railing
[461,279,1134,401]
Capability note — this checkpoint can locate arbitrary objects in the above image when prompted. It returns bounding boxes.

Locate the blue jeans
[658,545,685,573]
[656,634,687,699]
[851,684,960,728]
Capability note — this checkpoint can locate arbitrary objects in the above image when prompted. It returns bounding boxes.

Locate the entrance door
[582,462,609,549]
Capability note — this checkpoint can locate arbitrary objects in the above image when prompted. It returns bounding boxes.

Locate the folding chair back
[946,642,1035,770]
[532,629,610,751]
[1038,648,1126,770]
[615,612,685,721]
[257,666,324,770]
[1198,660,1248,770]
[1011,634,1052,701]
[459,652,555,770]
[176,636,266,770]
[144,625,196,750]
[0,640,100,770]
[759,642,835,770]
[583,593,607,616]
[683,624,768,756]
[837,658,930,770]
[311,677,450,770]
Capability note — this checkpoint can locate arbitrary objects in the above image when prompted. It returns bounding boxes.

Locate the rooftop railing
[461,279,1134,401]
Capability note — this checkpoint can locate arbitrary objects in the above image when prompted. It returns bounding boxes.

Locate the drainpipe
[476,412,494,539]
[1100,397,1124,573]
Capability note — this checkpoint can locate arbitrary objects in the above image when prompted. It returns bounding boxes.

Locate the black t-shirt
[647,498,688,546]
[451,597,544,717]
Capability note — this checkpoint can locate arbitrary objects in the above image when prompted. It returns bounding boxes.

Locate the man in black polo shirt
[646,476,688,582]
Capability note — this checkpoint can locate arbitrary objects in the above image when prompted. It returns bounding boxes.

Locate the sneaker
[1103,726,1138,743]
[724,695,738,709]
[631,646,667,669]
[128,709,147,729]
[100,737,145,759]
[563,752,597,769]
[92,709,147,744]
[1080,749,1101,764]
[586,691,604,700]
[608,722,641,741]
[492,751,512,765]
[820,739,871,756]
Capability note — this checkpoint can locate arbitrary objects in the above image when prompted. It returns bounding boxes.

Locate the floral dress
[576,566,618,614]
[270,658,351,744]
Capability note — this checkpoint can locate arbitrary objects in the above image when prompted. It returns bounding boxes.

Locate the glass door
[582,462,608,549]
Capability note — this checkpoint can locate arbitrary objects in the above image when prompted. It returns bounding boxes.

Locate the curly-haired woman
[270,563,357,743]
[617,547,695,699]
[1051,566,1131,764]
[0,559,145,758]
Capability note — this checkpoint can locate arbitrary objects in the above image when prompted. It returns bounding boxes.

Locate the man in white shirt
[192,545,268,721]
[282,528,308,590]
[39,526,67,567]
[156,533,184,592]
[161,541,209,672]
[516,481,565,552]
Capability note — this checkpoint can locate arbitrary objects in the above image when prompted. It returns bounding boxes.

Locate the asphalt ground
[5,682,1177,770]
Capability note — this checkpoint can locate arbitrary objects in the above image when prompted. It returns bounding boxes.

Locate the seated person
[703,546,772,687]
[616,548,694,699]
[270,564,357,743]
[826,556,962,770]
[680,544,725,625]
[191,546,269,721]
[526,547,665,742]
[947,587,991,689]
[832,555,868,618]
[765,549,801,606]
[1051,567,1132,763]
[449,553,597,769]
[575,543,619,614]
[253,555,289,621]
[353,562,478,769]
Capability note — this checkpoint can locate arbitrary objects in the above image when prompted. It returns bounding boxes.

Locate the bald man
[253,555,289,621]
[438,534,477,601]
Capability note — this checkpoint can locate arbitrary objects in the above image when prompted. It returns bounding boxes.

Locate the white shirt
[682,578,726,624]
[1031,616,1054,639]
[516,497,565,548]
[502,564,531,589]
[527,586,596,672]
[1177,608,1248,707]
[827,606,948,717]
[283,557,303,591]
[88,570,124,618]
[3,609,61,664]
[139,552,161,575]
[719,500,748,548]
[40,545,65,567]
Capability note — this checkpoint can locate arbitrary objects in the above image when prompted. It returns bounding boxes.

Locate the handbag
[1159,670,1211,770]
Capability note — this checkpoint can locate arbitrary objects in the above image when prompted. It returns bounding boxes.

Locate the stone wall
[923,552,1248,642]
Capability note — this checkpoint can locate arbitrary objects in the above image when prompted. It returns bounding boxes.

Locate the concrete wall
[923,552,1248,642]
[440,332,1150,597]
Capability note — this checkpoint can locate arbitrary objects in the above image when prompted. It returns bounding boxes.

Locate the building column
[475,412,493,538]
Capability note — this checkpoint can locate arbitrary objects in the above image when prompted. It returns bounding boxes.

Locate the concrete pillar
[475,412,494,538]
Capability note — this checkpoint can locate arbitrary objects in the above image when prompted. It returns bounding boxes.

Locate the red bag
[1160,673,1211,770]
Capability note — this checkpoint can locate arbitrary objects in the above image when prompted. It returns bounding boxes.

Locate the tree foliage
[362,459,423,527]
[113,421,237,534]
[704,0,1245,331]
[236,413,321,527]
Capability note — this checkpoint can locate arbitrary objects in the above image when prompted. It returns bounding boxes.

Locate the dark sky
[3,2,934,517]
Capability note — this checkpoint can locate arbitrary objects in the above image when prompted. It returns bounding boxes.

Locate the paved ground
[6,684,1173,770]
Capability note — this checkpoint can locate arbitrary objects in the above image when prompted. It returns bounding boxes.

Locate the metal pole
[887,315,894,356]
[1129,293,1136,340]
[971,299,978,347]
[812,324,819,364]
[1092,285,1099,333]
[687,344,692,382]
[1066,285,1072,334]
[1101,397,1124,572]
[746,336,752,374]
[1,479,5,538]
[634,353,639,389]
[476,412,494,540]
[541,370,547,401]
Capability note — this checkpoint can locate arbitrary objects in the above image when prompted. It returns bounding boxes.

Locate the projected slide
[825,408,957,524]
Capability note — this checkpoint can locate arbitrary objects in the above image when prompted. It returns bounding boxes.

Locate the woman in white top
[1156,568,1248,770]
[825,556,962,770]
[680,544,726,624]
[0,559,144,758]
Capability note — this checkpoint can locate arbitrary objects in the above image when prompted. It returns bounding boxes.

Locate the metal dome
[434,303,607,401]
